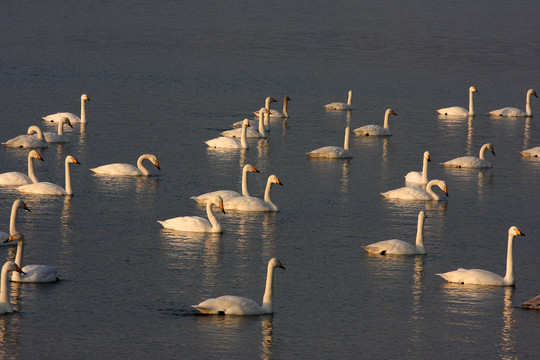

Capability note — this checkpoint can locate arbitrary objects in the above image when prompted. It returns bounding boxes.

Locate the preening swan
[224,175,283,212]
[520,147,540,157]
[324,90,353,110]
[3,232,60,283]
[364,211,428,255]
[253,96,277,116]
[405,151,431,185]
[42,94,90,123]
[3,125,48,149]
[0,150,44,186]
[437,86,478,116]
[222,110,269,139]
[192,258,285,315]
[381,179,448,201]
[437,226,525,286]
[488,89,538,117]
[90,154,160,176]
[0,199,31,245]
[158,196,226,233]
[256,96,291,118]
[18,155,81,196]
[40,117,73,143]
[307,126,353,159]
[206,119,250,149]
[353,109,398,136]
[0,261,25,314]
[441,143,495,168]
[191,164,260,204]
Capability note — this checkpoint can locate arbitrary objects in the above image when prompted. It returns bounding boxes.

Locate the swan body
[224,175,283,212]
[18,155,81,196]
[222,110,269,139]
[90,154,160,176]
[520,147,540,157]
[381,179,448,201]
[42,94,90,123]
[441,143,495,168]
[437,86,478,116]
[353,109,398,136]
[191,164,259,204]
[324,90,353,110]
[307,126,353,159]
[256,96,290,118]
[40,117,73,143]
[206,120,250,149]
[488,89,538,117]
[364,211,428,255]
[405,151,431,185]
[158,196,226,233]
[3,126,48,149]
[0,150,44,186]
[193,258,285,315]
[0,261,25,314]
[0,199,31,245]
[437,226,525,286]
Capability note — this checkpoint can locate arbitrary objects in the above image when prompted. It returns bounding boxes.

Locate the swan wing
[436,106,468,116]
[158,216,213,232]
[441,156,491,168]
[18,264,59,283]
[437,268,505,285]
[191,190,241,204]
[353,125,388,136]
[225,196,275,212]
[404,171,424,184]
[381,186,431,200]
[3,135,48,149]
[220,128,264,139]
[42,132,69,143]
[520,147,540,157]
[0,172,33,186]
[487,107,527,117]
[205,137,243,149]
[307,146,352,159]
[90,163,141,176]
[365,239,419,255]
[193,295,264,315]
[43,112,81,123]
[324,102,353,110]
[18,182,66,195]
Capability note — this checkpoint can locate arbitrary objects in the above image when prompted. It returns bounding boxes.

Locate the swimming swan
[192,258,285,315]
[324,90,353,110]
[157,196,226,233]
[307,126,353,159]
[90,154,160,176]
[0,199,31,245]
[405,151,431,185]
[256,96,291,118]
[364,211,428,255]
[40,117,73,143]
[224,175,283,212]
[206,119,250,149]
[441,143,495,168]
[381,179,448,201]
[488,89,538,117]
[253,96,277,116]
[42,94,90,123]
[353,109,398,136]
[437,86,478,116]
[436,226,525,286]
[520,147,540,157]
[18,155,81,196]
[0,150,44,186]
[0,261,25,314]
[3,126,48,149]
[222,110,269,139]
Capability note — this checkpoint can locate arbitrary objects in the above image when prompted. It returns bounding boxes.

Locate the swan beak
[66,119,73,128]
[15,264,25,274]
[36,153,44,161]
[85,95,91,101]
[392,110,398,116]
[72,158,81,165]
[270,98,277,103]
[23,204,31,212]
[516,228,525,236]
[444,187,449,197]
[251,166,260,173]
[533,91,538,99]
[472,87,478,92]
[275,178,284,186]
[491,149,496,156]
[219,202,226,214]
[278,261,285,270]
[427,154,431,162]
[155,161,161,171]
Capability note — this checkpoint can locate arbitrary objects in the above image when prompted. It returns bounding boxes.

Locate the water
[1,1,540,359]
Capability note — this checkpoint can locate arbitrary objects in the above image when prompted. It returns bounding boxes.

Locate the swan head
[67,155,81,165]
[419,210,427,220]
[269,258,286,270]
[4,261,25,275]
[213,196,226,214]
[30,150,44,162]
[149,155,160,170]
[14,199,30,212]
[244,164,259,173]
[424,151,431,162]
[267,97,277,104]
[242,119,251,128]
[470,86,478,93]
[386,108,398,117]
[486,143,496,156]
[63,117,73,128]
[527,89,538,99]
[4,232,24,244]
[428,179,448,197]
[269,175,283,186]
[26,125,43,136]
[509,226,525,237]
[284,96,291,101]
[81,94,90,101]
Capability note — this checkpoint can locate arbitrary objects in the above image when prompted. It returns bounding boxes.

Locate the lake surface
[1,1,540,359]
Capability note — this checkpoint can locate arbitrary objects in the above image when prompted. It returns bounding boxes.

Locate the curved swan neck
[14,240,24,272]
[1,263,12,309]
[65,157,73,195]
[28,153,39,183]
[264,97,272,110]
[241,166,251,197]
[347,90,353,106]
[263,178,277,210]
[9,202,23,234]
[262,262,276,313]
[426,181,441,200]
[28,126,45,141]
[206,201,221,232]
[478,144,489,160]
[80,96,87,123]
[343,126,350,151]
[258,112,267,137]
[504,233,515,285]
[421,153,429,184]
[282,96,289,117]
[526,90,533,116]
[240,122,249,149]
[468,88,475,115]
[137,155,151,175]
[383,109,391,130]
[415,212,426,251]
[57,121,65,135]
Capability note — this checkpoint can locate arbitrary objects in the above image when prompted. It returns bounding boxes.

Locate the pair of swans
[0,261,25,314]
[441,143,495,168]
[18,155,81,196]
[307,126,353,159]
[324,90,353,110]
[222,109,269,139]
[192,257,285,315]
[520,147,540,157]
[3,126,48,149]
[405,151,431,185]
[206,119,250,149]
[488,88,538,117]
[42,94,90,123]
[437,226,525,286]
[381,179,448,201]
[0,199,31,245]
[158,196,226,233]
[353,109,398,136]
[364,211,428,255]
[254,96,291,118]
[223,175,284,212]
[437,86,478,117]
[0,150,44,186]
[90,154,160,176]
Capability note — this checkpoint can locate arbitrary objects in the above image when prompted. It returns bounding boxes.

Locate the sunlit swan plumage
[0,199,31,245]
[90,154,160,176]
[0,150,44,186]
[441,143,495,168]
[0,261,25,314]
[224,175,283,212]
[18,155,81,196]
[40,117,73,143]
[353,109,397,136]
[222,110,269,139]
[437,226,525,286]
[42,94,90,123]
[364,211,428,255]
[324,90,353,110]
[520,147,540,157]
[192,258,285,315]
[381,179,448,201]
[3,126,48,149]
[307,126,353,159]
[206,119,250,149]
[437,86,478,116]
[488,89,538,117]
[158,196,226,233]
[405,151,431,185]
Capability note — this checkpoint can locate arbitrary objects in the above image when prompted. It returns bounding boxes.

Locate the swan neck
[9,203,21,235]
[347,91,352,106]
[421,156,429,184]
[283,97,288,117]
[241,167,250,197]
[426,181,440,200]
[344,127,350,151]
[468,89,475,115]
[263,112,269,127]
[383,111,390,130]
[14,240,23,272]
[504,233,515,285]
[137,156,150,175]
[258,113,266,137]
[0,264,11,308]
[526,92,532,116]
[206,201,221,231]
[262,262,276,313]
[28,153,39,183]
[57,121,65,135]
[479,144,488,160]
[65,158,73,195]
[415,214,426,251]
[240,122,248,148]
[264,178,276,210]
[80,97,87,123]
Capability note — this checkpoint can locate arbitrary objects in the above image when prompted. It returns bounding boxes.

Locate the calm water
[1,1,540,359]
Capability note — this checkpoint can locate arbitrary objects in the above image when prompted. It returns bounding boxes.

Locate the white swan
[0,199,31,245]
[158,196,226,233]
[441,143,495,168]
[437,226,525,286]
[192,258,285,315]
[520,147,540,157]
[353,109,398,136]
[0,261,25,314]
[191,164,260,204]
[488,89,538,117]
[253,96,277,116]
[405,151,431,185]
[40,117,73,143]
[381,179,448,201]
[256,96,291,118]
[18,155,81,196]
[206,119,250,149]
[3,232,60,283]
[324,90,353,110]
[224,175,283,212]
[90,154,160,176]
[42,94,90,123]
[437,86,478,116]
[3,125,48,149]
[222,110,269,139]
[364,211,428,255]
[0,150,44,186]
[307,126,353,159]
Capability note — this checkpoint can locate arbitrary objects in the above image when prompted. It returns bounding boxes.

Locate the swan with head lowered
[3,125,48,149]
[381,179,448,201]
[520,147,540,157]
[437,226,525,286]
[39,117,73,143]
[90,154,160,176]
[353,109,398,136]
[324,90,353,110]
[0,199,31,245]
[0,261,25,314]
[222,110,269,139]
[405,151,431,185]
[441,143,495,168]
[42,94,90,123]
[307,126,353,159]
[224,175,283,212]
[158,196,226,233]
[193,258,285,315]
[0,150,44,186]
[437,86,478,116]
[18,155,81,196]
[488,89,538,117]
[206,119,250,149]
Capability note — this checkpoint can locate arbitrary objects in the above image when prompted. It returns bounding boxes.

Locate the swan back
[158,196,226,232]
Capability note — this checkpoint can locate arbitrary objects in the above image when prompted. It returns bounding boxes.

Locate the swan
[253,96,277,116]
[3,232,60,283]
[441,143,495,168]
[0,150,44,186]
[224,175,283,212]
[222,110,269,139]
[42,94,90,123]
[364,211,428,255]
[0,199,31,245]
[307,126,353,159]
[520,147,540,157]
[90,154,160,176]
[192,258,285,315]
[40,117,73,143]
[381,179,448,201]
[437,226,525,286]
[405,151,431,185]
[353,109,398,136]
[3,125,48,149]
[256,96,291,118]
[206,119,250,149]
[0,261,25,314]
[522,295,540,309]
[158,196,226,233]
[18,155,81,196]
[191,164,260,204]
[437,86,478,116]
[324,90,353,110]
[488,89,538,117]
